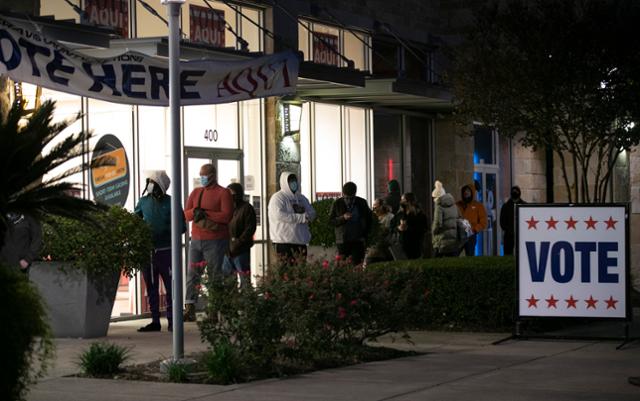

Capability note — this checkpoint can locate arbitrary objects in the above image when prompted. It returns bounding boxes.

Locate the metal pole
[164,0,184,361]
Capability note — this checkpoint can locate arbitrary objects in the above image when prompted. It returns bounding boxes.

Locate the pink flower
[322,260,330,269]
[335,254,342,261]
[350,299,358,306]
[336,293,342,301]
[264,292,271,300]
[308,293,315,300]
[337,307,347,319]
[283,273,289,282]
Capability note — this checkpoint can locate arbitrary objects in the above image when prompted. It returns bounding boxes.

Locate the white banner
[0,17,298,106]
[517,205,627,319]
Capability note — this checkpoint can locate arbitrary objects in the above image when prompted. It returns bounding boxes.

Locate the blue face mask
[200,176,209,187]
[289,180,299,193]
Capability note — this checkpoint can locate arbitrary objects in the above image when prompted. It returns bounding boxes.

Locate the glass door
[473,168,499,256]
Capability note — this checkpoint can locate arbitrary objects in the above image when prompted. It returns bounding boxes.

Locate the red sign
[313,32,339,66]
[84,0,129,38]
[189,4,225,48]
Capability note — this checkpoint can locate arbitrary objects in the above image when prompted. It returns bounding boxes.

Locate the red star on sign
[545,295,558,308]
[585,216,598,230]
[565,295,578,309]
[526,216,539,230]
[605,296,618,309]
[545,217,558,230]
[585,295,598,309]
[564,216,578,230]
[526,294,539,308]
[605,217,618,230]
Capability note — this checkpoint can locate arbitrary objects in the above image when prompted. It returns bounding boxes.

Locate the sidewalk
[28,319,640,401]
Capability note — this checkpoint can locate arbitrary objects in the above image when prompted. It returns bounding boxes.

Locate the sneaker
[183,304,196,322]
[137,322,161,332]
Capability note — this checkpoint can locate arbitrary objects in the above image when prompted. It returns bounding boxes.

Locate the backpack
[456,218,473,247]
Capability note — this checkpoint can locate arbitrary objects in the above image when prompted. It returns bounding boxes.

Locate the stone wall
[630,147,640,290]
[433,119,473,197]
[511,141,547,204]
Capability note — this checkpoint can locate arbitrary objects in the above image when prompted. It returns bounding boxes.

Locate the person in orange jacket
[456,184,487,256]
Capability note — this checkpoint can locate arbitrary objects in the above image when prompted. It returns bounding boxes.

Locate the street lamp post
[161,0,185,361]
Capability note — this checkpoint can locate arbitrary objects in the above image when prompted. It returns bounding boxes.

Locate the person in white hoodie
[268,172,316,262]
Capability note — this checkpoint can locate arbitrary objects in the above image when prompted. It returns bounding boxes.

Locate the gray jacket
[431,194,460,253]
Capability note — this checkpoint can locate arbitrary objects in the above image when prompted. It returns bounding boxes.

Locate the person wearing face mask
[268,172,316,262]
[456,184,488,256]
[396,193,428,259]
[134,170,186,332]
[499,185,526,255]
[184,164,234,321]
[223,183,257,287]
[329,182,372,265]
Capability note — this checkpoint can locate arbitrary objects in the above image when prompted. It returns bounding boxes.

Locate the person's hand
[398,219,408,232]
[19,259,29,270]
[343,212,352,220]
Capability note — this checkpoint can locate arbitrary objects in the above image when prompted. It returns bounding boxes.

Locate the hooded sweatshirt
[456,184,488,234]
[268,172,316,245]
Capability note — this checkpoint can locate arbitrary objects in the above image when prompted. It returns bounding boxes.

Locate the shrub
[41,206,153,297]
[205,340,243,384]
[199,256,428,370]
[78,342,131,377]
[372,256,516,331]
[163,359,190,383]
[0,267,53,401]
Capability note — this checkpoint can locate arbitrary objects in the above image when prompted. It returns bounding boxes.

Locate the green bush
[372,256,516,331]
[41,206,153,297]
[199,257,428,372]
[0,266,53,401]
[78,342,131,377]
[164,359,190,383]
[205,340,243,384]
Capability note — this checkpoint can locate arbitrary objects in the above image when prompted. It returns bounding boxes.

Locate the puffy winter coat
[268,172,316,245]
[432,194,460,253]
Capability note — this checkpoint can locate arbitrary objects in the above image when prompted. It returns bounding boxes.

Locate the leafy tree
[452,0,640,202]
[0,99,106,247]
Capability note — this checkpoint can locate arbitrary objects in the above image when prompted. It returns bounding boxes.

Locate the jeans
[186,238,229,304]
[337,241,366,265]
[223,251,251,287]
[141,248,172,324]
[463,234,477,256]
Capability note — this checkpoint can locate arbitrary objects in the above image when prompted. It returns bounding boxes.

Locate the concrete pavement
[27,318,640,401]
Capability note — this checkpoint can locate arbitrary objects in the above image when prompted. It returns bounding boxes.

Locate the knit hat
[145,170,171,195]
[431,180,446,198]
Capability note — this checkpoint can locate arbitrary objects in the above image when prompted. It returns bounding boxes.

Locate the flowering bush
[199,256,428,373]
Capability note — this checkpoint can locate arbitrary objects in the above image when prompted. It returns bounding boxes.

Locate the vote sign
[517,205,628,319]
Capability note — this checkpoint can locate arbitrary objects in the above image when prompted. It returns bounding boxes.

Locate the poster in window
[84,0,129,38]
[313,32,339,66]
[189,4,226,48]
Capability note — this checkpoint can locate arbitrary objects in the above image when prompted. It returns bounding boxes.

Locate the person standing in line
[0,212,42,275]
[431,180,460,257]
[384,179,402,214]
[223,183,257,288]
[364,198,396,265]
[184,163,234,322]
[329,182,372,265]
[268,172,316,262]
[396,192,428,259]
[135,171,185,332]
[499,185,526,256]
[456,184,488,256]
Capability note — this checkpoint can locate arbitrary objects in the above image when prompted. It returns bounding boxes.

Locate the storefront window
[138,106,170,178]
[183,103,239,148]
[298,19,370,71]
[87,98,135,210]
[313,103,342,196]
[474,125,495,165]
[345,107,369,196]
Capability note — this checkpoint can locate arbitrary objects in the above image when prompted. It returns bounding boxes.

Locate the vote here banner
[517,205,628,319]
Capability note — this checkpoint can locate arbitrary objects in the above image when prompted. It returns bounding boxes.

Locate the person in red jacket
[183,163,233,321]
[456,184,487,256]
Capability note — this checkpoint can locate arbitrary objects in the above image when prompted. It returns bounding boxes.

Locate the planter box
[30,261,119,338]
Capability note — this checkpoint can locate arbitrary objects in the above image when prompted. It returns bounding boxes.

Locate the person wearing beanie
[330,182,373,265]
[431,180,460,257]
[134,170,186,332]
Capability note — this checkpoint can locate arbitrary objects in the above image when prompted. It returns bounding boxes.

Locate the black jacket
[499,198,526,235]
[228,201,257,257]
[330,196,373,244]
[0,213,42,270]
